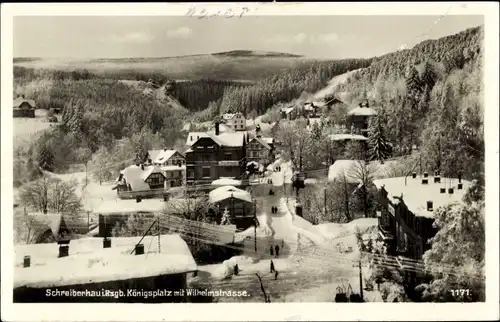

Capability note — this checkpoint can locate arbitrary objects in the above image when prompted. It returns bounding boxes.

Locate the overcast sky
[13,15,483,59]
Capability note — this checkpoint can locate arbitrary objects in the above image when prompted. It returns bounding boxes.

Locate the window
[224,153,233,161]
[202,167,211,178]
[187,170,195,178]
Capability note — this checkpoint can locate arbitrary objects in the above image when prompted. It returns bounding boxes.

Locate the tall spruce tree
[368,112,390,162]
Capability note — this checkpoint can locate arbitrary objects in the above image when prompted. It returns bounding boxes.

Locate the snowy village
[11,14,486,305]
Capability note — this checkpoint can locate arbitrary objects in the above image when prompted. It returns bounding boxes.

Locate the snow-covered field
[45,171,119,212]
[13,109,54,142]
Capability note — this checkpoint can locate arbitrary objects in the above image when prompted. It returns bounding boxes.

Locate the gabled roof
[222,112,244,120]
[186,132,209,146]
[249,137,271,150]
[347,106,377,116]
[13,98,36,109]
[188,132,245,148]
[120,165,163,191]
[209,185,252,204]
[148,149,183,165]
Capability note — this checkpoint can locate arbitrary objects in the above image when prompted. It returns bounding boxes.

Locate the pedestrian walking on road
[275,245,280,258]
[269,245,274,256]
[275,270,279,280]
[234,264,239,276]
[270,260,275,273]
[281,240,284,249]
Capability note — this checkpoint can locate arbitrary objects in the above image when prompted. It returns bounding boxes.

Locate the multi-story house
[146,149,185,187]
[346,100,377,137]
[185,123,247,188]
[222,112,246,132]
[373,173,471,284]
[114,164,167,199]
[246,134,274,166]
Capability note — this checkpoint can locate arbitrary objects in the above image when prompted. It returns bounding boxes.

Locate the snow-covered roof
[373,176,471,218]
[212,178,243,186]
[328,160,362,183]
[329,133,368,141]
[120,165,164,191]
[93,199,166,215]
[149,149,181,165]
[14,234,197,288]
[222,112,244,120]
[186,132,209,146]
[186,131,245,148]
[347,106,378,116]
[209,186,252,204]
[25,213,67,238]
[13,98,36,109]
[327,159,402,183]
[249,137,271,150]
[140,165,164,181]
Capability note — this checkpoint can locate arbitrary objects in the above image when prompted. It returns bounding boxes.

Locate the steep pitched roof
[149,149,182,164]
[13,98,36,109]
[209,185,252,203]
[120,165,163,191]
[188,131,245,148]
[186,132,209,146]
[249,137,271,150]
[222,112,244,120]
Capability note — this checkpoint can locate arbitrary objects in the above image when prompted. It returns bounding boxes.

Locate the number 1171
[450,289,471,297]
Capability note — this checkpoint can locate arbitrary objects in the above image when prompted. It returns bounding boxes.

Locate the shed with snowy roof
[13,234,197,302]
[209,186,254,230]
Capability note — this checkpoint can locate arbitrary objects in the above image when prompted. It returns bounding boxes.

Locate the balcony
[218,160,240,166]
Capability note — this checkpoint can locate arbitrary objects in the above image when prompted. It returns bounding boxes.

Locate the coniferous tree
[37,145,55,172]
[368,113,391,162]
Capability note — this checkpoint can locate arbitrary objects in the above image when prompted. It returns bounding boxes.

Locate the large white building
[222,112,246,131]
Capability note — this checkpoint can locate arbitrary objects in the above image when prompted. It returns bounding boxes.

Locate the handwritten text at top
[186,6,251,19]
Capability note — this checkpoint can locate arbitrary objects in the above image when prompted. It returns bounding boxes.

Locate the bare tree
[19,176,81,215]
[348,160,377,218]
[277,120,311,172]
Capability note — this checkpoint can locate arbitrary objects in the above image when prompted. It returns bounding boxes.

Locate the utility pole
[254,199,257,253]
[324,188,327,218]
[157,215,161,253]
[358,259,364,301]
[87,211,90,231]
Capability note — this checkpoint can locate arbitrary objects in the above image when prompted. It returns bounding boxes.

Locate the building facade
[146,149,186,188]
[222,112,246,131]
[246,136,274,166]
[346,101,377,137]
[185,125,247,187]
[13,96,36,118]
[374,174,471,284]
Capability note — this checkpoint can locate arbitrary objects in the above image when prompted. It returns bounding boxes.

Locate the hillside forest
[14,26,484,189]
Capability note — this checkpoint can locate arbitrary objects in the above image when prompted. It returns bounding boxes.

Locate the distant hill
[211,50,303,58]
[13,51,321,82]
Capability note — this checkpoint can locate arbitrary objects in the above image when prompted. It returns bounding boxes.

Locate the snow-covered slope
[312,68,363,101]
